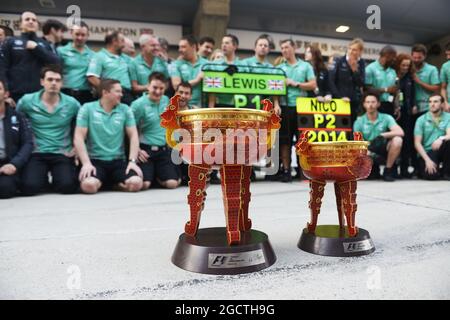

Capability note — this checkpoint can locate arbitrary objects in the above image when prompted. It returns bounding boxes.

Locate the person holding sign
[277,39,316,182]
[353,92,404,182]
[329,38,366,126]
[365,45,398,117]
[169,35,207,109]
[414,94,450,180]
[207,34,242,108]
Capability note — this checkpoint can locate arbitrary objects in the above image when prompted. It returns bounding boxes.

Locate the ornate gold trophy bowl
[161,95,280,274]
[164,106,278,165]
[295,131,375,257]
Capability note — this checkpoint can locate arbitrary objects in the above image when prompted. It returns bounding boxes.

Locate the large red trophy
[161,95,280,274]
[295,130,376,256]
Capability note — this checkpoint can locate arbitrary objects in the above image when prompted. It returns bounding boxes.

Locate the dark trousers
[411,111,427,171]
[62,88,95,105]
[398,110,414,172]
[350,99,362,127]
[21,153,78,196]
[379,101,395,116]
[417,140,450,180]
[0,159,19,199]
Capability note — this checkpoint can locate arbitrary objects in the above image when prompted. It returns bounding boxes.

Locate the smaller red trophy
[161,95,280,274]
[295,130,376,256]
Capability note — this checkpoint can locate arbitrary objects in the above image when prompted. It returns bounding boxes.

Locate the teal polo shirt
[168,55,207,108]
[17,90,81,154]
[130,94,169,146]
[242,56,277,74]
[57,42,94,90]
[365,60,397,102]
[353,112,398,142]
[415,63,440,112]
[440,60,450,103]
[86,48,132,90]
[76,100,136,161]
[278,59,315,107]
[207,58,243,107]
[130,54,169,85]
[414,111,450,152]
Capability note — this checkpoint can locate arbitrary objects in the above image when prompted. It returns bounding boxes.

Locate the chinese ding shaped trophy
[161,95,280,274]
[295,131,376,257]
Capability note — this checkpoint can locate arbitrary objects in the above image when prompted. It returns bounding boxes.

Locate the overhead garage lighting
[336,25,350,33]
[39,0,56,8]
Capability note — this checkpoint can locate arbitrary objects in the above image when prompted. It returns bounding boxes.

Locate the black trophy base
[172,227,276,275]
[298,225,375,257]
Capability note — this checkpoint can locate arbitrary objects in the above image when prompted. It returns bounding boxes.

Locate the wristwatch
[129,158,137,163]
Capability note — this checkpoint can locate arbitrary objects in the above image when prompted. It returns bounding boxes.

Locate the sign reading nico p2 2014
[297,97,352,142]
[202,70,286,109]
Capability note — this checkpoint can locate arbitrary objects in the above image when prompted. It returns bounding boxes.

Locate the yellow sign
[296,98,351,115]
[296,98,352,142]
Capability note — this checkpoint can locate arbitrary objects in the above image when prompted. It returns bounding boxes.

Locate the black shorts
[91,159,138,185]
[280,105,299,146]
[138,144,179,182]
[368,136,388,160]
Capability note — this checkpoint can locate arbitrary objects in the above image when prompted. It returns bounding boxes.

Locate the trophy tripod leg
[307,180,326,233]
[185,164,211,236]
[336,180,358,237]
[239,165,252,231]
[220,165,244,245]
[334,182,345,235]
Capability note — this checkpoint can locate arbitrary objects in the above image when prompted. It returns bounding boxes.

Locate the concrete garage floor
[0,179,449,300]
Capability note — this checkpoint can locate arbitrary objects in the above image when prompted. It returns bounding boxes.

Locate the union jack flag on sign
[267,79,284,91]
[204,77,223,88]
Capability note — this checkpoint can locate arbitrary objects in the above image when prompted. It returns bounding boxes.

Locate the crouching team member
[353,92,404,181]
[131,72,180,190]
[74,79,143,194]
[17,65,80,195]
[414,94,450,180]
[0,80,33,198]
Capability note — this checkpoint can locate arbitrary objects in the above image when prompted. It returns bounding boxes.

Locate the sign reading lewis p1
[297,97,352,142]
[202,66,286,109]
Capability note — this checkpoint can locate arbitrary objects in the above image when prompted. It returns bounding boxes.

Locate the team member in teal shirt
[131,72,180,190]
[74,79,143,194]
[86,31,134,105]
[365,46,398,116]
[169,35,207,108]
[207,34,243,108]
[411,44,441,114]
[17,65,81,195]
[130,34,169,96]
[354,92,404,181]
[57,22,95,104]
[439,43,450,111]
[414,94,450,180]
[277,39,316,182]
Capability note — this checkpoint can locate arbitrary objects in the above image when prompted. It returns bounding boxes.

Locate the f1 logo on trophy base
[295,130,376,257]
[161,96,280,274]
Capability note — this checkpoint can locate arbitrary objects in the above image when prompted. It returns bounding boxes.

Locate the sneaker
[210,170,221,184]
[383,167,395,182]
[367,165,381,180]
[400,168,413,179]
[280,169,292,183]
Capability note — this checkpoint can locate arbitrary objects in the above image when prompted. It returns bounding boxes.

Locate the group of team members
[1,11,449,199]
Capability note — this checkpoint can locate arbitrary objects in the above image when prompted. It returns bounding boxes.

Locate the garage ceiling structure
[1,0,449,45]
